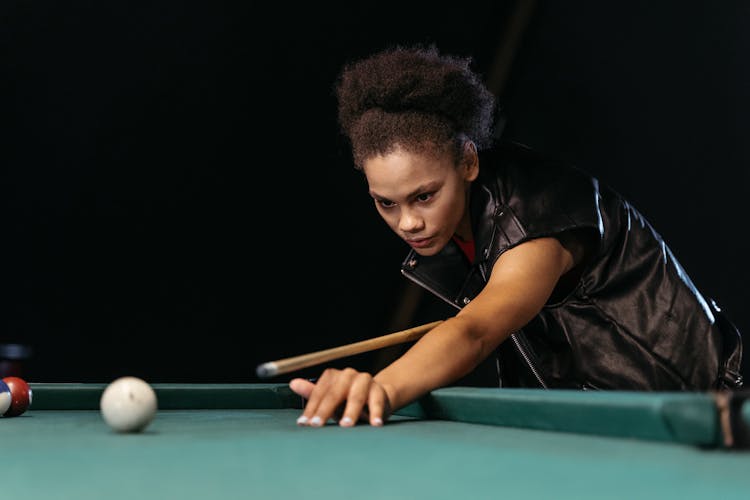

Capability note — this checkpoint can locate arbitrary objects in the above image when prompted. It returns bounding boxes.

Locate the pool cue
[255,320,444,378]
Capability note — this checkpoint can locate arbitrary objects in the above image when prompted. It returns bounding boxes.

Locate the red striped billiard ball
[2,376,32,417]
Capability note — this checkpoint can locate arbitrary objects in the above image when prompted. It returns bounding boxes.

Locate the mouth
[405,236,434,249]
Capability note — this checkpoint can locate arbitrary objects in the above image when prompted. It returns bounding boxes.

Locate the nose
[399,209,425,234]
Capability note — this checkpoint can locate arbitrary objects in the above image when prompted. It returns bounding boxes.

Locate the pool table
[2,383,749,499]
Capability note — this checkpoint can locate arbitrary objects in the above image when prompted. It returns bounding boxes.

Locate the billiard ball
[100,376,158,433]
[0,380,11,416]
[2,376,32,417]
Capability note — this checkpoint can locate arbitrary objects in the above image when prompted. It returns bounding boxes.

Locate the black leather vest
[401,141,743,391]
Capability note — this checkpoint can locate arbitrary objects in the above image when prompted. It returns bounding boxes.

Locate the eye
[416,192,434,203]
[376,198,396,209]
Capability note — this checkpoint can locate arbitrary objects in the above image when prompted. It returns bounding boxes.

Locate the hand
[289,367,392,427]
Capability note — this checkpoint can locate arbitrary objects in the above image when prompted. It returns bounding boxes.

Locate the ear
[461,140,479,181]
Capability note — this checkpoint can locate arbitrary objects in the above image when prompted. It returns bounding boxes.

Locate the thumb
[289,378,316,399]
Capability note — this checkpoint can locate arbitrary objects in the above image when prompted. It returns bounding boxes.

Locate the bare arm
[290,235,580,426]
[374,235,579,410]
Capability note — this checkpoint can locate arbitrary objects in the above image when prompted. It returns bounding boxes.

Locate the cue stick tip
[256,362,278,379]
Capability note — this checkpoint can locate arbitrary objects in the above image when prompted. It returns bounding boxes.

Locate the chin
[411,244,444,257]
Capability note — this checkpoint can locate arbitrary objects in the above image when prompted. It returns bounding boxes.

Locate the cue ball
[100,376,158,433]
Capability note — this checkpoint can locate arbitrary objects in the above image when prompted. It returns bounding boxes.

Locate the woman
[290,44,744,428]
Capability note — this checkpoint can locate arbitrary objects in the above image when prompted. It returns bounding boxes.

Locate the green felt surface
[4,383,749,499]
[2,408,750,500]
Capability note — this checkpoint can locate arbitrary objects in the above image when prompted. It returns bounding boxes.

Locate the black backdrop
[3,1,748,383]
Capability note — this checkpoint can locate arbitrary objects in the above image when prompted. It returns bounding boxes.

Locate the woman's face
[363,145,478,257]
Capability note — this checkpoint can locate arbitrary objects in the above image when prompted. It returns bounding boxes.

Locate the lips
[406,236,433,249]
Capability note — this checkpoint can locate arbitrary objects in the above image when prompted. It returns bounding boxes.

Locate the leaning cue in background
[255,320,444,378]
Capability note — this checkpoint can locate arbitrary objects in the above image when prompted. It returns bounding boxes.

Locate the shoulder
[478,140,593,196]
[471,141,605,273]
[477,141,601,229]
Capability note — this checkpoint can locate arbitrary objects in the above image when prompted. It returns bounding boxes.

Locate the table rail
[27,383,749,448]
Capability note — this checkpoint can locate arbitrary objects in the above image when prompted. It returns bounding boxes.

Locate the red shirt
[452,235,475,264]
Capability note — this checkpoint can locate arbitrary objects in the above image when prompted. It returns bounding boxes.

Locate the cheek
[436,190,467,228]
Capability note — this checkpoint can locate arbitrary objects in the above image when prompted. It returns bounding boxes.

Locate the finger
[289,378,315,399]
[295,370,335,426]
[308,368,359,427]
[338,373,373,427]
[366,384,390,427]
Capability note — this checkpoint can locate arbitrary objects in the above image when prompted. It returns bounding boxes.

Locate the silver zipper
[509,333,548,388]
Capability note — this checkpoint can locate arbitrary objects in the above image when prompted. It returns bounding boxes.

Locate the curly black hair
[335,44,497,170]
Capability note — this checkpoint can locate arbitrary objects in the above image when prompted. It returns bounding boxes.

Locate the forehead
[364,148,456,198]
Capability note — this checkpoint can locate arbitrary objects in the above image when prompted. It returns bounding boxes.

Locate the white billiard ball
[100,376,158,433]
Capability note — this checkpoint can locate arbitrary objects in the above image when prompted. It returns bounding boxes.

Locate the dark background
[2,1,748,383]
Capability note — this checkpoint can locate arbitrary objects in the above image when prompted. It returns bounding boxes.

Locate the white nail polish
[296,415,309,425]
[310,416,323,426]
[340,416,353,426]
[371,417,383,426]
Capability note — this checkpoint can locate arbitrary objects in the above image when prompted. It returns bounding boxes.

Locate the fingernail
[371,417,383,426]
[296,415,309,425]
[340,416,353,427]
[310,416,323,426]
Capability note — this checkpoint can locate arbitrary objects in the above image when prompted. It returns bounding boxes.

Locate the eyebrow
[370,181,440,201]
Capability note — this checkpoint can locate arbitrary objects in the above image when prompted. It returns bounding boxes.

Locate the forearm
[374,238,574,414]
[373,315,503,411]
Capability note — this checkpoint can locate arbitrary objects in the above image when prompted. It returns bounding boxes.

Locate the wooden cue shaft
[255,320,444,378]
